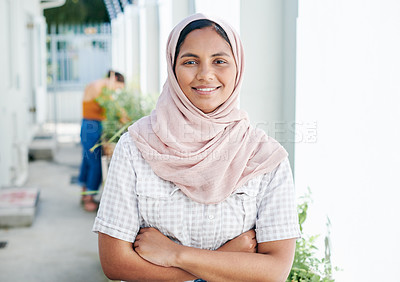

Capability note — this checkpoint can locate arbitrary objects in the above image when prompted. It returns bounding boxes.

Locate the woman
[93,13,300,281]
[78,70,125,212]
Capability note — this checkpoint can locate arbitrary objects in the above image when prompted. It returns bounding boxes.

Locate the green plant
[90,86,156,152]
[287,188,340,282]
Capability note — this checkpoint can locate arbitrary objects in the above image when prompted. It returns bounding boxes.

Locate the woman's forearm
[99,229,257,281]
[134,228,296,282]
[98,232,197,282]
[174,243,293,282]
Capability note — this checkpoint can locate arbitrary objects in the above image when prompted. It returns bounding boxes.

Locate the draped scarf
[128,13,288,204]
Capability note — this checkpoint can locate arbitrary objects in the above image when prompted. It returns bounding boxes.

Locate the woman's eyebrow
[211,52,231,57]
[180,53,199,58]
[180,51,231,59]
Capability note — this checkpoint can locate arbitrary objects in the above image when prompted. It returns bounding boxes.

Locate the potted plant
[287,188,341,282]
[90,86,156,178]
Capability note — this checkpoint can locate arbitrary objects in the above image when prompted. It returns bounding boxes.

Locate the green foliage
[93,86,156,150]
[44,0,109,26]
[287,188,340,282]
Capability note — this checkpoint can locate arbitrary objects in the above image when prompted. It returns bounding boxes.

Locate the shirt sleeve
[255,157,301,243]
[92,133,140,242]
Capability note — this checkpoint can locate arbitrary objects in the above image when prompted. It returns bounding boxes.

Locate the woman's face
[175,27,237,113]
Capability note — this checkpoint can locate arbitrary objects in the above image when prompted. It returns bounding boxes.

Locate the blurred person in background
[78,70,125,212]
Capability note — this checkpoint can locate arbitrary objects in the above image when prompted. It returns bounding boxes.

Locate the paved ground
[0,125,111,282]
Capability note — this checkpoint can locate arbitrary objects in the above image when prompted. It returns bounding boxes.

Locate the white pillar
[138,0,160,95]
[157,0,172,90]
[240,0,298,168]
[172,0,195,25]
[195,0,240,31]
[111,14,126,74]
[123,4,140,86]
[111,19,119,71]
[0,0,11,186]
[114,13,126,74]
[282,0,298,152]
[138,0,148,94]
[0,0,44,187]
[33,15,48,125]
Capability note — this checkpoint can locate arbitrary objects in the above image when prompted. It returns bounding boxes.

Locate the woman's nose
[196,63,214,81]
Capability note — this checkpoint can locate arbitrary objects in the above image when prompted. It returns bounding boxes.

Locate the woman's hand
[133,228,257,268]
[118,107,130,124]
[134,227,182,267]
[133,228,295,281]
[217,229,257,253]
[134,228,257,267]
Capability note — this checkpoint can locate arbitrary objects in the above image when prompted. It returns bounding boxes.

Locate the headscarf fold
[129,13,288,204]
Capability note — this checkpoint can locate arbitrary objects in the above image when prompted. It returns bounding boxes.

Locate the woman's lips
[192,86,221,94]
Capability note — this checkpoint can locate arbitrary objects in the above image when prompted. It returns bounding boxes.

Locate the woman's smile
[175,27,237,113]
[191,85,221,95]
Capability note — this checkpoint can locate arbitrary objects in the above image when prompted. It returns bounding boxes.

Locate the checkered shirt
[92,133,300,250]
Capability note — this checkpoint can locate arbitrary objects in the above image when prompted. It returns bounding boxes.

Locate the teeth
[196,87,217,91]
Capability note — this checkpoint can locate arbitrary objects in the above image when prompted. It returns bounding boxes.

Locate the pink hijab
[128,13,288,204]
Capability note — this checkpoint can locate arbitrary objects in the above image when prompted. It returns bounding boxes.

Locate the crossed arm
[98,228,296,282]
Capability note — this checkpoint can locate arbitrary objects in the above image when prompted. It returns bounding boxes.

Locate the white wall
[172,0,195,25]
[195,0,240,31]
[296,0,400,281]
[240,0,298,168]
[0,0,46,187]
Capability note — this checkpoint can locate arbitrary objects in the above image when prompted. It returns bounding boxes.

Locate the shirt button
[208,214,214,220]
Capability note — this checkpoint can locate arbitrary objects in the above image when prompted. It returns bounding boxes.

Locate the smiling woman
[93,13,300,282]
[175,23,237,113]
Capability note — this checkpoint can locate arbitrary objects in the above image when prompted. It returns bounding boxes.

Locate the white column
[138,0,160,95]
[138,0,148,94]
[146,2,160,95]
[195,0,240,31]
[158,0,172,90]
[172,0,195,25]
[111,19,119,71]
[34,15,48,125]
[0,0,44,187]
[124,6,133,81]
[0,0,12,186]
[116,13,126,74]
[123,4,140,85]
[240,0,297,168]
[12,0,30,186]
[111,14,126,74]
[282,0,298,163]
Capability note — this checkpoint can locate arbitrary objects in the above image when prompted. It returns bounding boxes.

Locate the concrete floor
[0,137,111,282]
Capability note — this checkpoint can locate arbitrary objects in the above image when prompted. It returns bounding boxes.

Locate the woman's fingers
[133,227,180,267]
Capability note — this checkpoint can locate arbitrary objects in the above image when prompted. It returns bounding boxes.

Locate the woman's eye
[183,60,197,65]
[214,59,226,64]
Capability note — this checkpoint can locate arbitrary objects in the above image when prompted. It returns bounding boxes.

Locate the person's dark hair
[107,70,125,83]
[174,19,232,71]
